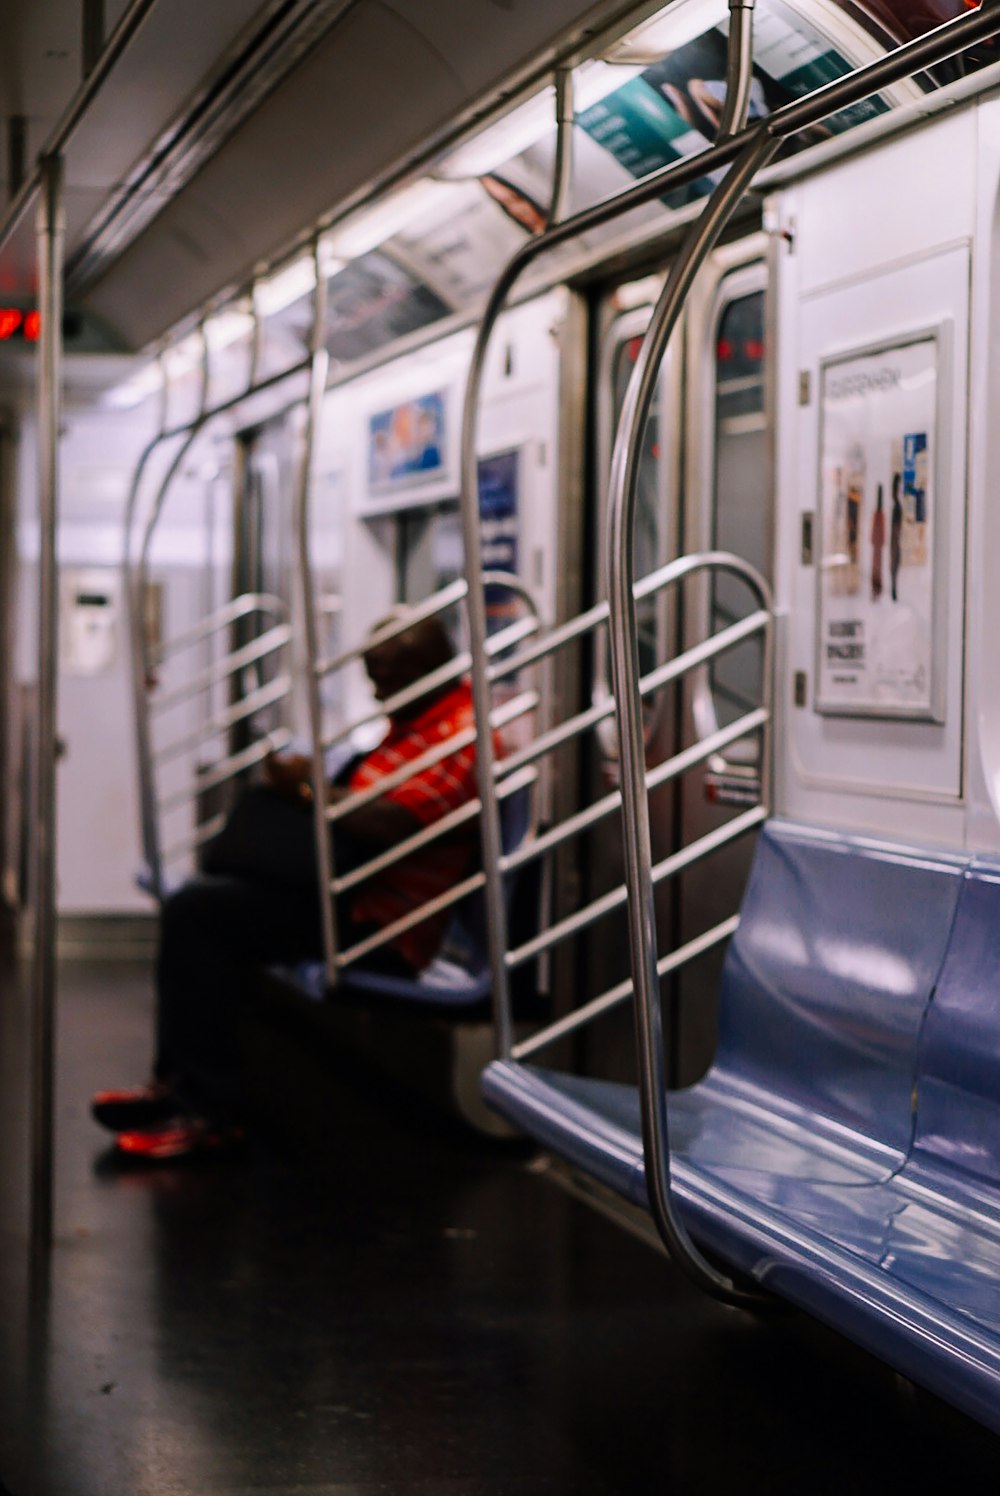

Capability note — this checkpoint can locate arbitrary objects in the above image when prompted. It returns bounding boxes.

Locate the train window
[599,303,679,670]
[395,501,463,609]
[707,280,770,751]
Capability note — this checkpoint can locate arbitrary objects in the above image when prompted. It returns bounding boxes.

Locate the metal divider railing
[297,572,543,987]
[457,0,1000,1302]
[123,297,312,903]
[494,553,771,1041]
[146,593,295,875]
[604,5,1000,1305]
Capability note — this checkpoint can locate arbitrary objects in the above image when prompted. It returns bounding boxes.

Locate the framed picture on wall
[814,326,949,722]
[359,387,454,512]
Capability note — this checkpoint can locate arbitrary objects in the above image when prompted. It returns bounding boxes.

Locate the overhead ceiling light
[103,360,164,411]
[438,88,557,179]
[324,179,467,259]
[606,0,729,65]
[573,58,645,112]
[438,59,644,183]
[255,255,317,317]
[205,307,255,350]
[163,332,206,382]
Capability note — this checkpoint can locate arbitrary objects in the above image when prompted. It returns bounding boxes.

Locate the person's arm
[265,751,421,848]
[324,782,422,848]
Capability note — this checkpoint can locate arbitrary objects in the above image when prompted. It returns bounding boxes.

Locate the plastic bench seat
[482,820,1000,1432]
[279,784,533,1013]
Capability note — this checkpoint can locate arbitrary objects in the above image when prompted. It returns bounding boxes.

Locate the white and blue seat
[482,818,1000,1432]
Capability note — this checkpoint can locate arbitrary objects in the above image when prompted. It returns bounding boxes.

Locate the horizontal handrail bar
[335,868,487,971]
[496,609,769,780]
[489,550,767,686]
[506,803,765,971]
[151,623,293,711]
[158,728,292,811]
[161,812,227,866]
[331,763,538,895]
[154,674,292,764]
[152,592,288,663]
[315,570,537,680]
[512,914,741,1061]
[325,689,537,823]
[501,708,768,876]
[318,612,539,752]
[316,579,469,679]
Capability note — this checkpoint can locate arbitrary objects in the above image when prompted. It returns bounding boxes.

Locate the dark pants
[153,787,409,1116]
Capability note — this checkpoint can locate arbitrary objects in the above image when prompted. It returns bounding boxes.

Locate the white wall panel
[794,111,977,297]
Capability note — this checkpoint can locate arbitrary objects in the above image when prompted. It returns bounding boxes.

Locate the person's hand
[263,752,313,799]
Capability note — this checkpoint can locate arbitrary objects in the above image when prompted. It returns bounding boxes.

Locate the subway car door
[675,238,772,1082]
[582,275,684,1077]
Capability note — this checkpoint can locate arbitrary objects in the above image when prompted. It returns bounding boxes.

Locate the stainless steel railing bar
[161,813,228,866]
[334,869,487,971]
[324,690,537,823]
[331,763,538,896]
[487,556,712,685]
[153,674,292,764]
[152,592,288,662]
[505,803,765,972]
[490,600,610,682]
[512,914,742,1061]
[314,572,538,681]
[496,612,768,781]
[315,580,469,679]
[150,623,293,712]
[501,709,768,876]
[158,728,293,812]
[330,801,478,896]
[317,612,538,749]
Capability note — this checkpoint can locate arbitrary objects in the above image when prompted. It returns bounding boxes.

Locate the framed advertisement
[815,327,947,721]
[360,386,453,512]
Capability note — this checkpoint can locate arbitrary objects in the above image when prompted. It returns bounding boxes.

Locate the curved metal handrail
[602,0,1000,1308]
[459,0,1000,1067]
[122,333,312,897]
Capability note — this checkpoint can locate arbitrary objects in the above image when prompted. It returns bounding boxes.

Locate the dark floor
[0,956,998,1496]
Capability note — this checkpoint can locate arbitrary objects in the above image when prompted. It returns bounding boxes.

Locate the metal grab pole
[30,155,65,1260]
[122,428,167,891]
[605,130,777,1308]
[462,64,574,1058]
[716,0,758,142]
[294,244,338,983]
[547,67,574,228]
[131,330,210,900]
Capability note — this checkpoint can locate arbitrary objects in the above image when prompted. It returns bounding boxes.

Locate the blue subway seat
[279,784,533,1013]
[482,819,1000,1433]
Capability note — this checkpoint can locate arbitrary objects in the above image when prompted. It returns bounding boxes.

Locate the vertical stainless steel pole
[31,154,65,1258]
[295,244,338,982]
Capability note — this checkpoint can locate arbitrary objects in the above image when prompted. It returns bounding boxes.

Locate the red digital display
[0,307,41,342]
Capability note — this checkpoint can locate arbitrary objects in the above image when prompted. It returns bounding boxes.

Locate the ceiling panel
[2,0,641,347]
[78,0,636,348]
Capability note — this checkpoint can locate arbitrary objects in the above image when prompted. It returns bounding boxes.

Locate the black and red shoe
[116,1116,246,1161]
[91,1083,180,1133]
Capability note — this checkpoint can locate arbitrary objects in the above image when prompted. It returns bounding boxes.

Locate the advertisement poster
[367,390,447,494]
[577,8,886,210]
[478,449,520,636]
[816,334,940,719]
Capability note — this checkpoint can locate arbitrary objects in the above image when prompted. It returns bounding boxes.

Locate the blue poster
[368,390,446,491]
[478,449,519,634]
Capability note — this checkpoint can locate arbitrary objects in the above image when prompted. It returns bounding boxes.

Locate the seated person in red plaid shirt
[91,614,489,1160]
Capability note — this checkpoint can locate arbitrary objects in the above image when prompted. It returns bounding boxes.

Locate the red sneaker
[116,1117,245,1161]
[91,1083,180,1132]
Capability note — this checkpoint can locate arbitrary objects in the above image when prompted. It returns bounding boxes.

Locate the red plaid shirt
[348,682,494,971]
